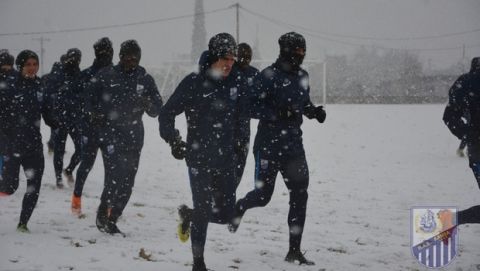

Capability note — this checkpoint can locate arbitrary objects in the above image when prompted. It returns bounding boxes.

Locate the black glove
[170,139,186,160]
[315,106,326,123]
[169,129,186,160]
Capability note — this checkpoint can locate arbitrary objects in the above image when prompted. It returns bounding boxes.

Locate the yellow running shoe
[17,223,30,233]
[177,204,192,243]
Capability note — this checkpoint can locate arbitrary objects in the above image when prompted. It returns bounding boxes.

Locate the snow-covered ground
[1,104,480,271]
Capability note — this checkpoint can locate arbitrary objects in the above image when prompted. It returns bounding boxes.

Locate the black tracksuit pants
[47,127,54,150]
[73,127,100,197]
[0,148,44,225]
[97,144,141,222]
[237,152,310,252]
[52,125,82,181]
[234,144,249,189]
[457,143,480,224]
[188,165,236,259]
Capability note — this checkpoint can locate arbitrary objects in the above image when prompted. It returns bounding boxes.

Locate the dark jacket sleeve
[143,74,163,118]
[39,83,56,128]
[41,73,63,128]
[159,75,192,144]
[298,71,322,120]
[82,73,104,124]
[233,76,251,146]
[0,95,8,153]
[443,75,468,140]
[0,77,13,153]
[302,80,318,119]
[248,71,279,121]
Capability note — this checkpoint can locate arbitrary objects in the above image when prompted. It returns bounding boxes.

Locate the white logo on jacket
[230,87,238,100]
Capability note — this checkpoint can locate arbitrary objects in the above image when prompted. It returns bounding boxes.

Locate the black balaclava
[470,57,480,74]
[237,43,252,69]
[0,49,14,75]
[60,54,67,64]
[278,32,306,72]
[93,37,113,67]
[64,48,82,74]
[198,50,211,73]
[15,50,39,75]
[208,33,237,64]
[119,39,141,73]
[0,50,14,67]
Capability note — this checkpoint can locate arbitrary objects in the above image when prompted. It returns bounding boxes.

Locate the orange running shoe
[71,194,82,216]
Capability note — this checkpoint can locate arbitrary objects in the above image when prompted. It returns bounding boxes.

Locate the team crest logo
[106,144,115,155]
[136,84,145,94]
[411,207,458,268]
[260,159,269,170]
[230,87,238,100]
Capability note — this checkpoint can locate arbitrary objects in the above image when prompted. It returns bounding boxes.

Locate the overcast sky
[1,0,479,74]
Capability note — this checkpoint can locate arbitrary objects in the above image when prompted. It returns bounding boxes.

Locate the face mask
[120,54,140,73]
[280,51,305,71]
[64,59,80,72]
[96,53,113,67]
[290,52,305,67]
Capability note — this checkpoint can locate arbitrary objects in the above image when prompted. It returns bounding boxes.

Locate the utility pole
[32,36,50,76]
[323,61,327,105]
[191,0,206,63]
[234,3,240,42]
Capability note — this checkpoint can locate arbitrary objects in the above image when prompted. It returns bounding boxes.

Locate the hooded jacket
[234,62,259,148]
[42,63,83,128]
[79,59,112,128]
[443,58,480,143]
[159,51,247,169]
[0,73,53,155]
[250,58,318,159]
[85,64,162,152]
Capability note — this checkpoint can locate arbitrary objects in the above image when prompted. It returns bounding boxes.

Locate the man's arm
[143,74,163,118]
[159,75,191,144]
[443,76,468,140]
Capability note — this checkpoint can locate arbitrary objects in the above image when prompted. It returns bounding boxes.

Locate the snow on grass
[1,104,479,270]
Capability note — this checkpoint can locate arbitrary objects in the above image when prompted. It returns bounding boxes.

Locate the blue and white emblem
[411,207,458,268]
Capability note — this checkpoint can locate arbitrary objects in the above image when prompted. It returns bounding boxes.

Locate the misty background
[1,0,479,103]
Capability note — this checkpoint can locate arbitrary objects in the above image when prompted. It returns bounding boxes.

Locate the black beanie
[94,37,113,56]
[0,49,14,67]
[208,33,236,63]
[119,39,141,58]
[60,54,67,64]
[238,43,252,55]
[65,48,82,63]
[470,57,480,73]
[15,50,39,71]
[278,32,306,55]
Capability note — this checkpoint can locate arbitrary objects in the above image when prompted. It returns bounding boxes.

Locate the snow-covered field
[1,104,480,271]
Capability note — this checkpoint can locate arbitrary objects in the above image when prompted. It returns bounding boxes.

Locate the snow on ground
[1,104,480,271]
